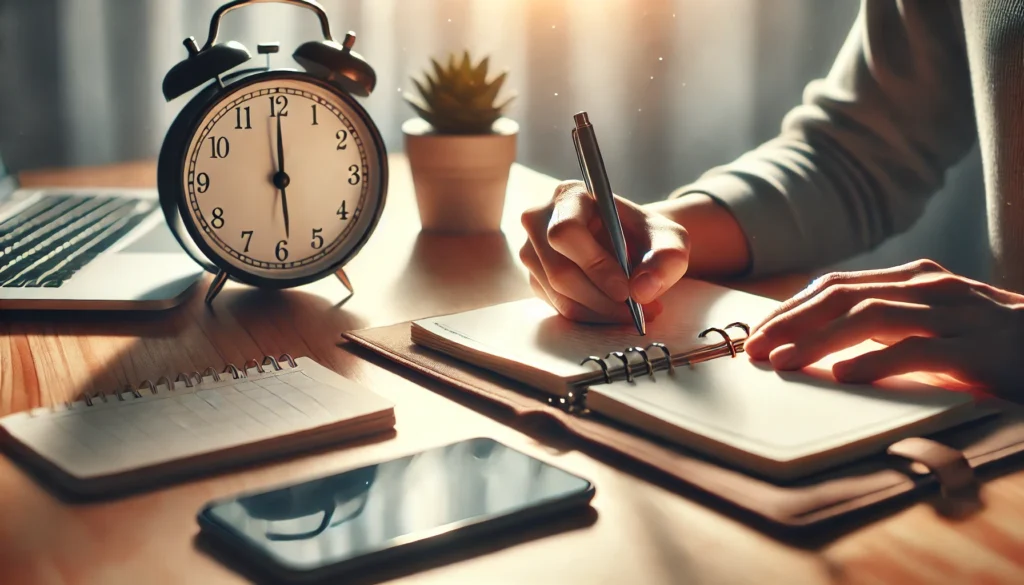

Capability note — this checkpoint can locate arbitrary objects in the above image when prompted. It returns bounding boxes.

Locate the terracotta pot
[403,117,518,233]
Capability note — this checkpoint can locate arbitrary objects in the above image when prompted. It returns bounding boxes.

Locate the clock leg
[205,270,229,305]
[335,267,354,294]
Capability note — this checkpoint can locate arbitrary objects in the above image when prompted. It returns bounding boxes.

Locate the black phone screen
[198,438,594,577]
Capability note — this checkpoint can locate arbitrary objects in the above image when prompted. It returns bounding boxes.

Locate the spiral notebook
[410,280,981,480]
[0,355,395,497]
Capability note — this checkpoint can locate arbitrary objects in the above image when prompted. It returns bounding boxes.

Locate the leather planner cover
[344,322,1024,534]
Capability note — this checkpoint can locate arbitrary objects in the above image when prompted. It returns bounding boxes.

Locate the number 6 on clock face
[166,73,387,289]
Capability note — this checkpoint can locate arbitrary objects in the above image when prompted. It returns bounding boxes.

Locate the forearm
[645,0,975,279]
[646,194,750,278]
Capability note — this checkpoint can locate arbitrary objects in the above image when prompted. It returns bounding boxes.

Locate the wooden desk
[1,156,1021,584]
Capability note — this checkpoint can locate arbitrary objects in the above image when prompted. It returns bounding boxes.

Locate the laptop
[0,152,203,310]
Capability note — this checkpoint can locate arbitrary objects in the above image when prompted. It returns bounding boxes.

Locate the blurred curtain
[0,0,988,280]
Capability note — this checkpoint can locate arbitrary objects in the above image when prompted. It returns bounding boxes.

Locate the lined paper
[0,358,393,479]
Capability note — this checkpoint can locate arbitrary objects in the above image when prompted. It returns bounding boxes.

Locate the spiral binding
[547,322,751,414]
[65,354,298,410]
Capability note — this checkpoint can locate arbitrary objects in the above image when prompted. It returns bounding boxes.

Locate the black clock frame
[157,67,389,290]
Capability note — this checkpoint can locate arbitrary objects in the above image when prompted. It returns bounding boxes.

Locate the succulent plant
[404,51,514,134]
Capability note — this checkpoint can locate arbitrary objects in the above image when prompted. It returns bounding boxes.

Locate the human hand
[744,259,1024,395]
[520,181,689,323]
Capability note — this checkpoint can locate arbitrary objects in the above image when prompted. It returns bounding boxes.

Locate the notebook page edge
[408,280,782,392]
[585,364,980,479]
[589,382,975,458]
[0,358,389,482]
[2,408,397,498]
[586,386,980,480]
[410,318,573,396]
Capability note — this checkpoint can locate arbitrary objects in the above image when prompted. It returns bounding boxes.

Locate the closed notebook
[411,280,981,481]
[0,355,395,497]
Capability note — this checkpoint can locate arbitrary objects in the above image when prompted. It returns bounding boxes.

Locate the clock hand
[273,112,290,239]
[276,109,286,175]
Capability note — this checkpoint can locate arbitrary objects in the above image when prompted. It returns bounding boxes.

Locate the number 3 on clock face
[178,74,386,286]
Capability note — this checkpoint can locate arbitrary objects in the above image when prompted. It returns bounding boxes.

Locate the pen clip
[571,127,595,195]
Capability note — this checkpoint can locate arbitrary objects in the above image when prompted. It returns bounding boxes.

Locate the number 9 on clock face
[169,73,387,288]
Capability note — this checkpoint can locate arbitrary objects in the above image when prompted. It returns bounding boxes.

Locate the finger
[529,274,616,323]
[751,259,949,336]
[630,221,690,304]
[745,282,934,359]
[522,242,547,297]
[528,272,546,299]
[530,273,664,324]
[519,235,625,316]
[519,239,543,278]
[529,273,600,321]
[870,333,907,345]
[831,336,960,384]
[546,186,631,302]
[766,300,950,371]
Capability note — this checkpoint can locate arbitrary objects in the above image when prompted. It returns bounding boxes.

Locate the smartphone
[197,437,595,582]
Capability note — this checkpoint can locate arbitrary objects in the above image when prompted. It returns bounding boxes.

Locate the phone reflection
[237,465,378,542]
[204,438,593,571]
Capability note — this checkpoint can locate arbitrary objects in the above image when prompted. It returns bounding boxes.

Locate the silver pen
[572,111,646,336]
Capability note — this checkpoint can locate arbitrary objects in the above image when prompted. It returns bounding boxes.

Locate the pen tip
[573,112,590,128]
[631,302,646,336]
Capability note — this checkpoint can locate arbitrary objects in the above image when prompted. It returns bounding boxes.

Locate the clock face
[180,74,385,283]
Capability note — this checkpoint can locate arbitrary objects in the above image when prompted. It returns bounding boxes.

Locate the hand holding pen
[518,112,691,327]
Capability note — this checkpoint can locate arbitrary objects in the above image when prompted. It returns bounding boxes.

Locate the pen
[571,111,646,336]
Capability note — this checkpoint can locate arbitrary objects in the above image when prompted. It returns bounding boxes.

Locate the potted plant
[402,51,517,233]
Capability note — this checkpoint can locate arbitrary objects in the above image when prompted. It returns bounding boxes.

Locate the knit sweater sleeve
[672,0,977,276]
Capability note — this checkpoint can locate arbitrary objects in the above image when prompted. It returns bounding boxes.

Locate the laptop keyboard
[0,194,153,288]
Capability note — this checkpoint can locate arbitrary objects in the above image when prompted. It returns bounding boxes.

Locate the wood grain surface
[0,155,1020,585]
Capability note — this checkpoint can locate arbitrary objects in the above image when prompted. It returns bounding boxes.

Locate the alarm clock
[157,0,388,305]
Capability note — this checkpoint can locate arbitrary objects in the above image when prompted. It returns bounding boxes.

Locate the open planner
[0,355,395,497]
[410,280,981,481]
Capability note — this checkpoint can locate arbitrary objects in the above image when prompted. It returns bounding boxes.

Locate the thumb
[629,224,689,304]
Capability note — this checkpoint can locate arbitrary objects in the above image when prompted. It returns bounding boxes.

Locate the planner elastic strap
[887,437,981,517]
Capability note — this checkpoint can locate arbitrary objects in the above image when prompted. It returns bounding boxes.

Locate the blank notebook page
[414,279,778,380]
[589,349,977,467]
[0,357,393,480]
